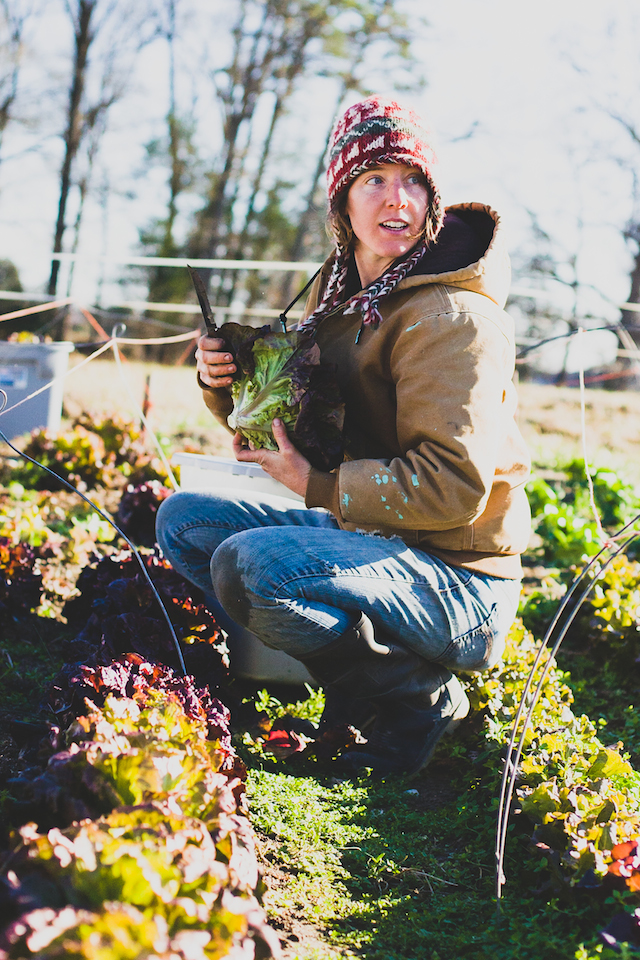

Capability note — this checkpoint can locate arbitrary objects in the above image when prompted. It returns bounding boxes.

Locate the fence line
[112,329,200,345]
[1,288,640,368]
[0,298,74,322]
[51,252,322,272]
[119,300,303,319]
[0,292,303,322]
[0,339,114,419]
[0,321,209,424]
[0,291,63,303]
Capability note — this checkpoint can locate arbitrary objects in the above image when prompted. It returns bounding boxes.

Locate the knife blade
[187,264,218,336]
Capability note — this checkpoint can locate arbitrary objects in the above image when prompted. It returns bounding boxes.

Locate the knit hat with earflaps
[299,96,443,337]
[326,96,442,217]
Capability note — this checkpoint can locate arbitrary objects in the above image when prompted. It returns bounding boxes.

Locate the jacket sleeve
[307,307,512,531]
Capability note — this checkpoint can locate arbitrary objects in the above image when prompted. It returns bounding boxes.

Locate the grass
[516,381,640,484]
[244,745,622,959]
[0,614,71,834]
[0,617,68,721]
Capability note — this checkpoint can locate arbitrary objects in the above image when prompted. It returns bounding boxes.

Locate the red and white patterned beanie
[299,96,443,337]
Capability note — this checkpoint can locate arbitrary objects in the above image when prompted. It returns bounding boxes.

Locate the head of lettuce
[219,322,345,473]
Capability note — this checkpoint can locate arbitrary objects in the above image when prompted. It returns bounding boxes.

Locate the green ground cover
[241,624,640,960]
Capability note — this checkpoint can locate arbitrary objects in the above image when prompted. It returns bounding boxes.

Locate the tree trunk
[0,0,26,157]
[187,0,268,265]
[48,0,96,297]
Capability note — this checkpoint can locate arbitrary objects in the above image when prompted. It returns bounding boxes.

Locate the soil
[257,836,343,959]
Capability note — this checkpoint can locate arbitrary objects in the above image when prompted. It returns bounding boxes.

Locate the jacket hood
[398,203,511,309]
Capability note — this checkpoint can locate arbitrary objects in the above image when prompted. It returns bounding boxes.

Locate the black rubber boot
[315,686,377,737]
[298,614,386,736]
[298,613,469,776]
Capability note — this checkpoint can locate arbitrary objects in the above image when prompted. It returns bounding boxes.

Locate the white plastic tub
[0,341,74,439]
[172,451,314,685]
[172,452,305,502]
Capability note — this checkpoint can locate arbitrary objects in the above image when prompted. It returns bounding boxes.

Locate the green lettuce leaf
[220,323,344,471]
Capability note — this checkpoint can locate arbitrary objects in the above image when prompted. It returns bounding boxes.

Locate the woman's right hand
[195,335,237,388]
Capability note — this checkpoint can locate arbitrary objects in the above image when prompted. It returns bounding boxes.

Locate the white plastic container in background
[172,451,315,685]
[0,341,74,439]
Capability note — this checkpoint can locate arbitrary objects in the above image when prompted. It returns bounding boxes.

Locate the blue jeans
[156,489,520,671]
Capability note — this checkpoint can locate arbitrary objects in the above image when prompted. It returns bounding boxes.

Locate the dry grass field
[64,354,640,483]
[516,380,640,482]
[65,354,235,456]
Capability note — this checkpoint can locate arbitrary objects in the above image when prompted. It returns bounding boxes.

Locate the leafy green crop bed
[2,427,640,959]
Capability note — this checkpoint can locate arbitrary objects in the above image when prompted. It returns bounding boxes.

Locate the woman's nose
[386,183,409,208]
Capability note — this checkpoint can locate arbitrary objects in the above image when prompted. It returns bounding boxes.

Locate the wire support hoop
[495,515,640,905]
[0,390,187,677]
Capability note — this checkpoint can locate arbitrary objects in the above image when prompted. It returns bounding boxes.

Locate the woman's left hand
[233,419,312,499]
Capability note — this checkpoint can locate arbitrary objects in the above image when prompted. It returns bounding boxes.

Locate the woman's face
[345,163,428,281]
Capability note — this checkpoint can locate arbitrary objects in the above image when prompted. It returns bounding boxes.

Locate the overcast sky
[1,0,638,326]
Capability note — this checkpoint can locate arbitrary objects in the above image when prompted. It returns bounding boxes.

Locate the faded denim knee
[211,536,252,628]
[434,604,506,673]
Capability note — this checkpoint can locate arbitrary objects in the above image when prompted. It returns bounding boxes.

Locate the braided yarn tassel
[299,238,428,338]
[343,241,427,329]
[298,248,349,336]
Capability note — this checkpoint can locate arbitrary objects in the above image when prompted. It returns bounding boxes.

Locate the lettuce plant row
[2,416,170,492]
[3,459,640,955]
[465,618,640,934]
[0,655,280,959]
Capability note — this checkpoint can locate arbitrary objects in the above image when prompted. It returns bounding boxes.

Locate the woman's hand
[195,334,237,388]
[233,419,311,499]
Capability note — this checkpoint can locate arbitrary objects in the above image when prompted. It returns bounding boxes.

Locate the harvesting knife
[187,264,218,336]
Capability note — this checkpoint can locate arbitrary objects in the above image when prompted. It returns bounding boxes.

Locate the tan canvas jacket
[200,203,531,579]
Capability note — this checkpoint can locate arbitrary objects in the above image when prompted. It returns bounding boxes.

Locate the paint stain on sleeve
[411,474,420,487]
[342,493,351,508]
[406,321,421,332]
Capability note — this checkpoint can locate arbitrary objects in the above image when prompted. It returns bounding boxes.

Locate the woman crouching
[157,96,531,776]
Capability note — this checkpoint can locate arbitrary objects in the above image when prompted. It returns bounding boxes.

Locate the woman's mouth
[380,220,410,232]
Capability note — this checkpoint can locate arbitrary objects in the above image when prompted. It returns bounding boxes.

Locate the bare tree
[0,0,37,159]
[280,0,425,301]
[608,121,640,341]
[187,0,331,265]
[565,25,640,351]
[47,0,96,296]
[140,0,200,311]
[47,0,158,297]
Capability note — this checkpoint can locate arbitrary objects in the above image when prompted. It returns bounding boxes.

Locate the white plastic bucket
[172,451,315,685]
[0,341,74,439]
